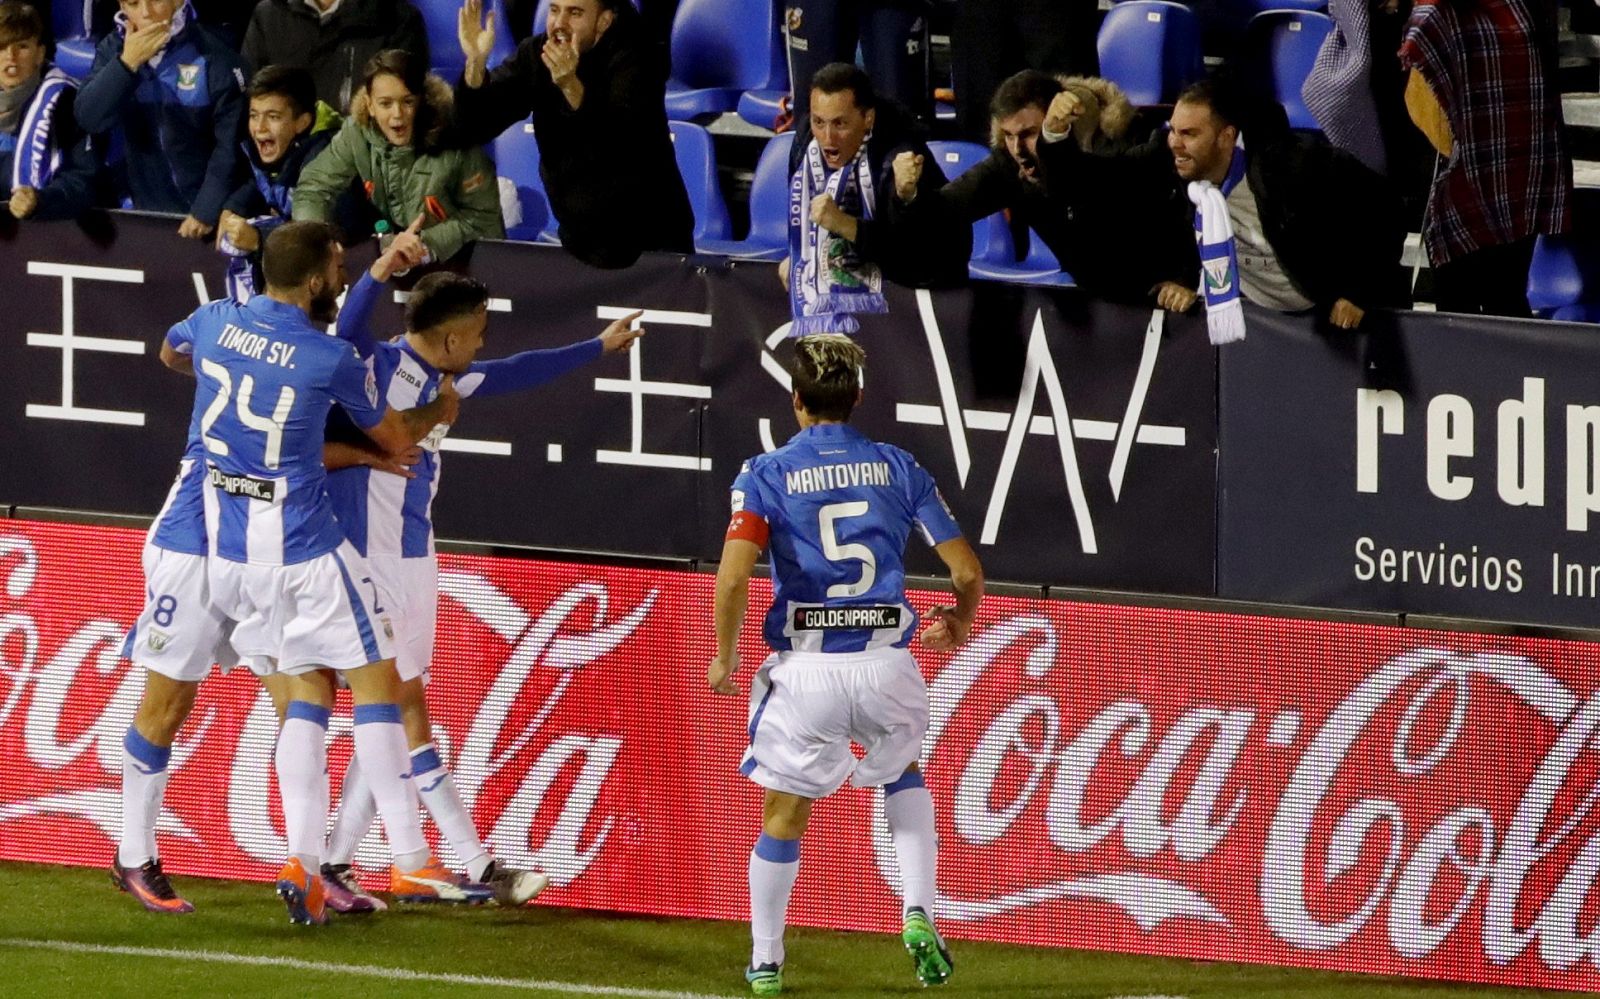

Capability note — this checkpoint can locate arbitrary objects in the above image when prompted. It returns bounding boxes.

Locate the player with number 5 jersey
[708,334,985,996]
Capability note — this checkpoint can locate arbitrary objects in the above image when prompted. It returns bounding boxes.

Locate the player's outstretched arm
[464,311,642,399]
[709,538,761,695]
[920,537,984,652]
[364,374,461,453]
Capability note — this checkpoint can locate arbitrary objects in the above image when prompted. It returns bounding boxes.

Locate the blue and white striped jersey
[324,273,603,559]
[147,442,209,556]
[732,423,963,653]
[169,293,384,565]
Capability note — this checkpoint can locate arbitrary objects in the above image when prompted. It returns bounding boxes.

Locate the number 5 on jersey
[819,501,875,598]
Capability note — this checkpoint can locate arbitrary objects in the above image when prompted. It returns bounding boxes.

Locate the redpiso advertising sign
[3,518,1599,991]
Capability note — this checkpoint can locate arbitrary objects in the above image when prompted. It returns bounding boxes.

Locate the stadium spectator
[1043,78,1405,329]
[216,65,353,301]
[454,0,692,268]
[900,70,1195,304]
[782,63,967,334]
[1400,0,1572,317]
[240,0,429,114]
[293,48,504,264]
[75,0,247,239]
[783,0,932,125]
[950,0,1098,143]
[0,0,97,220]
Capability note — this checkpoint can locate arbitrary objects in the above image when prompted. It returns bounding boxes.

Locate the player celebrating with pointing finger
[709,334,984,996]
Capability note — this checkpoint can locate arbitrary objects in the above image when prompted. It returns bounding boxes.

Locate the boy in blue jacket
[0,1,97,220]
[217,65,353,301]
[75,0,246,239]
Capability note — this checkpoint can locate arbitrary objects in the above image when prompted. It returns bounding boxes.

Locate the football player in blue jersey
[313,265,642,908]
[709,334,985,996]
[164,220,499,925]
[114,231,428,916]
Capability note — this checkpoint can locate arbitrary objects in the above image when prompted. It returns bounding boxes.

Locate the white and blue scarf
[787,135,887,336]
[9,68,75,193]
[1188,143,1248,345]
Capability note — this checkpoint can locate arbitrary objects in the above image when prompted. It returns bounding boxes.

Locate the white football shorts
[367,553,437,683]
[208,539,396,675]
[126,544,253,682]
[739,648,928,799]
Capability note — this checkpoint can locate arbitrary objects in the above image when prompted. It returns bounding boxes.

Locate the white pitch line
[0,938,731,999]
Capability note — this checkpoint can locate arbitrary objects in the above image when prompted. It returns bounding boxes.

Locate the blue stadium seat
[492,121,560,243]
[1097,1,1205,106]
[733,11,789,130]
[696,133,790,259]
[665,0,783,121]
[968,227,1077,287]
[1244,10,1334,131]
[736,88,788,131]
[422,0,515,80]
[1528,235,1600,323]
[668,120,733,242]
[927,141,1074,286]
[925,141,1011,272]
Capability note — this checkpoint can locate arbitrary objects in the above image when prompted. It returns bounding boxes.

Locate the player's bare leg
[327,672,547,905]
[746,790,814,996]
[112,673,200,914]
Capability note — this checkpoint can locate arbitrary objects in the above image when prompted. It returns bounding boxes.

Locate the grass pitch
[0,862,1562,998]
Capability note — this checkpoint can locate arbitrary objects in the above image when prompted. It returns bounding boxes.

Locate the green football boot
[902,907,954,986]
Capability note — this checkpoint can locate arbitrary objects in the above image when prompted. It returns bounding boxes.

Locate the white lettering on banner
[24,262,147,427]
[1259,648,1598,965]
[894,300,1188,553]
[593,306,713,471]
[227,692,289,863]
[1353,379,1600,529]
[441,572,656,885]
[0,536,202,845]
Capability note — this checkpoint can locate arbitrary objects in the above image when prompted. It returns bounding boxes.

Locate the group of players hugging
[112,219,984,996]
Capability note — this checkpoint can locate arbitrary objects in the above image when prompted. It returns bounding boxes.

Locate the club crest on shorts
[145,628,173,653]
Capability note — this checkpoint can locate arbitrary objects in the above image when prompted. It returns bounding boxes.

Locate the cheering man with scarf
[0,1,96,221]
[782,63,967,335]
[1041,76,1404,335]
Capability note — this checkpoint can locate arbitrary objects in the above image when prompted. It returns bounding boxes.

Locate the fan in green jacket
[292,48,504,263]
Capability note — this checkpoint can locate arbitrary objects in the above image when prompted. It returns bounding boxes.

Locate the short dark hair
[0,1,43,48]
[406,272,490,337]
[790,334,865,421]
[249,65,317,119]
[1175,77,1243,130]
[808,63,875,112]
[990,70,1063,122]
[262,221,341,290]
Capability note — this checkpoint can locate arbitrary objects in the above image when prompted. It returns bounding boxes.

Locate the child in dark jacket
[75,0,247,239]
[217,65,357,301]
[0,1,97,220]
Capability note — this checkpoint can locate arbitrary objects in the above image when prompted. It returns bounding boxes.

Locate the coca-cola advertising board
[4,517,1600,991]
